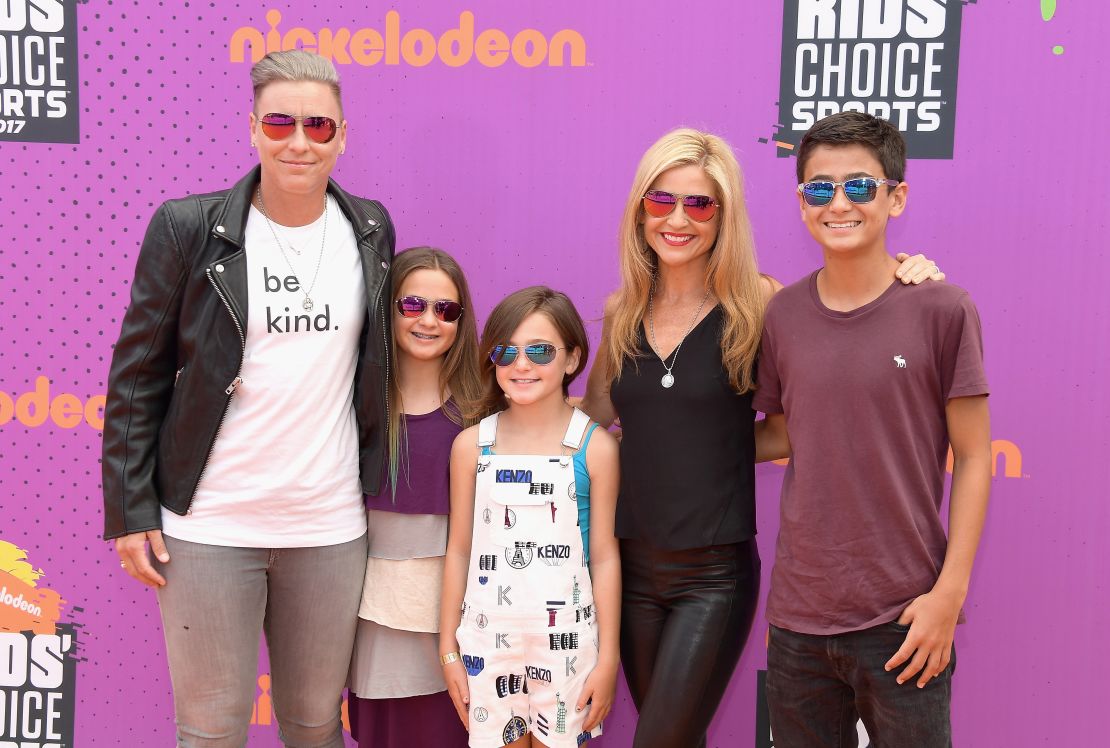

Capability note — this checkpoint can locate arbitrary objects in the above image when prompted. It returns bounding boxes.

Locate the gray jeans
[154,534,367,748]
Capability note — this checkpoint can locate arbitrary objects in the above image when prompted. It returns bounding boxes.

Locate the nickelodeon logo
[947,440,1023,479]
[771,440,1024,479]
[0,376,105,431]
[230,9,587,68]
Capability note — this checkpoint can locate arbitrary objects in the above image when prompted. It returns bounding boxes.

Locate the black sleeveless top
[610,306,756,549]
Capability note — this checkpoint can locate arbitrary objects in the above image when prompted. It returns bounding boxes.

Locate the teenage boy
[754,111,991,747]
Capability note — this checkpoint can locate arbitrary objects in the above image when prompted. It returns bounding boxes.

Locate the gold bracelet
[440,652,460,666]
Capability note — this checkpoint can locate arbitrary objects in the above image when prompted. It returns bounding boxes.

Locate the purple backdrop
[2,1,1107,745]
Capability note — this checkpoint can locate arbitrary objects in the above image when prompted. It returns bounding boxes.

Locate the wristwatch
[440,652,460,666]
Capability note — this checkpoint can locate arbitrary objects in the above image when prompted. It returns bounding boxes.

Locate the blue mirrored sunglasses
[798,177,900,206]
[489,343,564,366]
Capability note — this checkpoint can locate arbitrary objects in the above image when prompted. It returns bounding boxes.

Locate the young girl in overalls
[440,286,621,748]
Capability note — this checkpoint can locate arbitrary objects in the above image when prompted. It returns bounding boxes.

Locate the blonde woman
[580,128,941,748]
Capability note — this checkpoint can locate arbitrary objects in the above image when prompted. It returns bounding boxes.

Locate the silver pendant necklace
[256,185,328,311]
[648,282,712,389]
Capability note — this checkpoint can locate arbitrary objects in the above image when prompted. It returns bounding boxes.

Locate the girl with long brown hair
[348,247,481,748]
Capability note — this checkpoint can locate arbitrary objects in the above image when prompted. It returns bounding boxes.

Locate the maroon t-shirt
[753,271,989,635]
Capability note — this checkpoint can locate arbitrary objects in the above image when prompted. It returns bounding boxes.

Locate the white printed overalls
[456,408,602,747]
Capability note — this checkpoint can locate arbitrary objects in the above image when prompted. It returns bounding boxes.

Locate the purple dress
[348,406,468,747]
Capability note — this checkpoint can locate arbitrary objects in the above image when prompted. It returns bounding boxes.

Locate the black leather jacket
[102,167,395,540]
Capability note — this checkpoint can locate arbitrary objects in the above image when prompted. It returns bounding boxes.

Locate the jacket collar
[209,166,380,247]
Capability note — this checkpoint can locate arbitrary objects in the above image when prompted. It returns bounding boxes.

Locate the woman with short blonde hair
[104,50,394,747]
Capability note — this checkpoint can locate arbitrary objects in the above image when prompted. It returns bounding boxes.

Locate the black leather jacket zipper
[190,264,246,513]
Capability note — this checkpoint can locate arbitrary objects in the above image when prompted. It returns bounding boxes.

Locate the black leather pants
[620,539,761,748]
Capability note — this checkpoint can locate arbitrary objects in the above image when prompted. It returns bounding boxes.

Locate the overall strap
[477,413,499,452]
[561,408,592,450]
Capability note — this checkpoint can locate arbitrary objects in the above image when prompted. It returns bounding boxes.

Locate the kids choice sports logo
[0,540,78,748]
[0,0,79,143]
[774,0,968,158]
[230,9,587,68]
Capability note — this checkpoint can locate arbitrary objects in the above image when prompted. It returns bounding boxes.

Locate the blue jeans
[154,534,367,748]
[766,622,955,748]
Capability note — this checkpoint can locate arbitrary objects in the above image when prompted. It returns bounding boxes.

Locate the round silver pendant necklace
[648,282,712,389]
[256,185,328,312]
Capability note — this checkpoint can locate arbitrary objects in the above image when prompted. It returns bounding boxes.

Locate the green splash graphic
[1041,1,1064,54]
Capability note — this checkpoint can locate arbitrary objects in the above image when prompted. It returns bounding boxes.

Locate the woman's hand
[442,659,470,729]
[894,252,946,284]
[114,530,169,587]
[577,659,618,733]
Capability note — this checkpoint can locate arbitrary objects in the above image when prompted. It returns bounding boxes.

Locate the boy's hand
[894,252,946,284]
[577,660,618,733]
[884,587,962,687]
[442,660,471,728]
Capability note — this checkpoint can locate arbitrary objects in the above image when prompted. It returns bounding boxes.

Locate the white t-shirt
[162,196,368,547]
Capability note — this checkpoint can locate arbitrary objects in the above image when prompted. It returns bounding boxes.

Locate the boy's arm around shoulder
[578,425,620,731]
[440,426,481,728]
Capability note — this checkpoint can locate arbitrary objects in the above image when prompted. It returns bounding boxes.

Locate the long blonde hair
[388,247,482,495]
[605,128,764,393]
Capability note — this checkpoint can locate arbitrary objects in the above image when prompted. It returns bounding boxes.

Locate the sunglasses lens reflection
[682,195,717,222]
[433,300,464,323]
[643,191,678,218]
[844,178,878,203]
[525,344,557,365]
[491,345,515,366]
[803,182,835,206]
[261,114,297,141]
[303,116,338,144]
[397,296,427,317]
